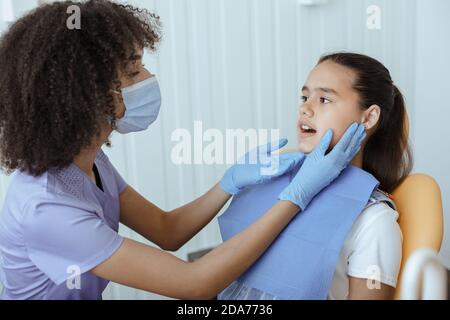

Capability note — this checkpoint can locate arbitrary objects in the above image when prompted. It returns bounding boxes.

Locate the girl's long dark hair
[319,53,413,193]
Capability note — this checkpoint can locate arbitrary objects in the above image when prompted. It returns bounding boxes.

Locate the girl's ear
[361,104,381,131]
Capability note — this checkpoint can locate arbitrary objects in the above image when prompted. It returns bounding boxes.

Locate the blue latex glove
[220,138,305,195]
[279,123,366,210]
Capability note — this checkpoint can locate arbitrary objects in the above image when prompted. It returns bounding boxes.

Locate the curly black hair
[0,0,161,176]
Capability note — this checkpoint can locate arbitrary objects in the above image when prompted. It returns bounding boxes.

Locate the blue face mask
[113,76,161,134]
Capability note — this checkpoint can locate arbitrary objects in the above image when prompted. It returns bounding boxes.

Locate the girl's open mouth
[299,124,317,137]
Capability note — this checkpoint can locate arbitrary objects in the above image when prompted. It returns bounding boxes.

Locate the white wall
[413,0,450,267]
[0,0,447,299]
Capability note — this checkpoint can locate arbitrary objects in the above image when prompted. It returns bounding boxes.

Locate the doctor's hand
[278,123,366,210]
[220,138,305,195]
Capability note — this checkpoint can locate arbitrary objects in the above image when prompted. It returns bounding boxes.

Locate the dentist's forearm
[165,183,231,250]
[189,200,300,298]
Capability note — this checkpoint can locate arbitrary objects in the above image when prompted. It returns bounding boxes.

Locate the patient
[219,52,413,300]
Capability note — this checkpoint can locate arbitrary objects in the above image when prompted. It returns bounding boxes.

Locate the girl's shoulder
[349,190,401,243]
[366,188,397,211]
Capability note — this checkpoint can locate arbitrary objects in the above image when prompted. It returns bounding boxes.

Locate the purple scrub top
[0,149,127,300]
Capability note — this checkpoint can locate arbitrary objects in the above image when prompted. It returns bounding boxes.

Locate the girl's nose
[299,102,314,118]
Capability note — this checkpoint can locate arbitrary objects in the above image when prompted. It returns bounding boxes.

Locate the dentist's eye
[128,71,140,78]
[320,97,331,104]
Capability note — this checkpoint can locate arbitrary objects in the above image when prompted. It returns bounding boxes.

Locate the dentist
[0,0,365,300]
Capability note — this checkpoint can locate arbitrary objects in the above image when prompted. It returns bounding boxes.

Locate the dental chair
[399,248,447,299]
[391,111,446,299]
[392,174,446,299]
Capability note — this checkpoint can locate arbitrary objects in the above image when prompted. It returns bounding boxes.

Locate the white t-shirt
[327,201,403,300]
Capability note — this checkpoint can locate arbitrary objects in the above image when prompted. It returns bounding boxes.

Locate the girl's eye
[320,97,331,104]
[301,96,308,103]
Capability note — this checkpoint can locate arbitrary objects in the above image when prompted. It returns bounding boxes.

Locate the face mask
[112,76,161,134]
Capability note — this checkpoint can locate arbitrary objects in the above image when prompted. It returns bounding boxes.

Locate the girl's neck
[350,150,364,168]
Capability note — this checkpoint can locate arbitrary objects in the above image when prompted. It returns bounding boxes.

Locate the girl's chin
[297,142,315,154]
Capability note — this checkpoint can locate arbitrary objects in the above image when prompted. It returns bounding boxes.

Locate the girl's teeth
[301,125,315,132]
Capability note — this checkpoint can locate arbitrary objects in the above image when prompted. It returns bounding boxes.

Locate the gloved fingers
[257,138,289,155]
[260,151,303,167]
[347,145,362,164]
[277,159,297,174]
[279,152,305,163]
[285,154,306,170]
[331,122,360,155]
[314,129,333,156]
[277,153,305,172]
[345,128,366,159]
[260,155,301,179]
